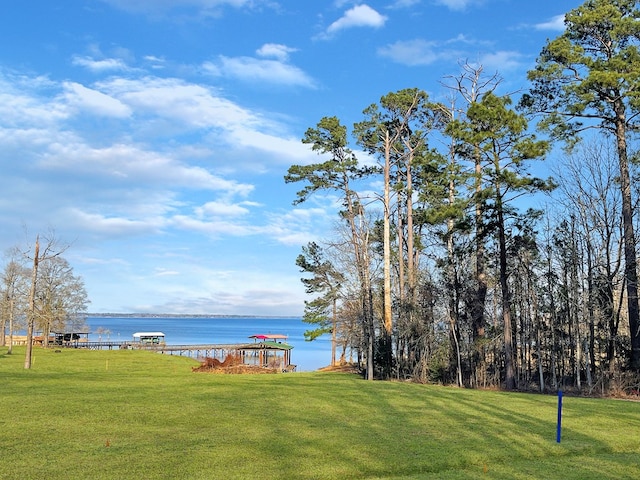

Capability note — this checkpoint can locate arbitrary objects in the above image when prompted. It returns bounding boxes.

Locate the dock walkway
[50,341,293,368]
[18,334,295,371]
[54,341,248,358]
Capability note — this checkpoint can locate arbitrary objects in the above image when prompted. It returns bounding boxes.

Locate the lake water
[85,316,332,372]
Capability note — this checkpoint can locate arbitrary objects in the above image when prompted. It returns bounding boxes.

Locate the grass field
[1,346,639,479]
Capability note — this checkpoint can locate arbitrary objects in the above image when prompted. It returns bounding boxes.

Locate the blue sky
[0,0,582,315]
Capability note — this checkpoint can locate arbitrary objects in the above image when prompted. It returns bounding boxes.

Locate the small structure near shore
[192,333,295,373]
[132,332,165,345]
[52,331,89,347]
[243,334,293,369]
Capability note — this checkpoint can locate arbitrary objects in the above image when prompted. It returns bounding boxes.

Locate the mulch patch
[192,353,278,374]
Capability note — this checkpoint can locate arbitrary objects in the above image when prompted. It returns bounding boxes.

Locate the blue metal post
[556,390,563,443]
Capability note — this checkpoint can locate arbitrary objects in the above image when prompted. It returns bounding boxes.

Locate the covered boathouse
[243,334,294,371]
[131,332,296,372]
[132,332,165,345]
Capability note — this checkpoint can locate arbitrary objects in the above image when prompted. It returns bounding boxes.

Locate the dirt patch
[317,363,361,374]
[192,354,278,374]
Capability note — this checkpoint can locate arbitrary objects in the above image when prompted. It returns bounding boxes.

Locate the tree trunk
[366,283,375,380]
[497,203,516,390]
[8,295,15,355]
[24,236,40,370]
[406,151,416,309]
[614,103,640,369]
[343,182,374,380]
[537,322,545,393]
[446,153,463,387]
[473,147,487,340]
[331,298,337,366]
[382,131,393,378]
[0,309,5,347]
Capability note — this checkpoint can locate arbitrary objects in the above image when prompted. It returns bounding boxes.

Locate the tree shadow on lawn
[237,376,638,479]
[431,388,639,478]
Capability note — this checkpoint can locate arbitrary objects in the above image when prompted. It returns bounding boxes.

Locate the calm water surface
[85,316,331,372]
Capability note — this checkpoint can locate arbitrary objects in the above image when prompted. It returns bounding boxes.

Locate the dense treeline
[287,0,640,393]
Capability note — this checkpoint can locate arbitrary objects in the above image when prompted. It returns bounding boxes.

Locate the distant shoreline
[85,313,301,319]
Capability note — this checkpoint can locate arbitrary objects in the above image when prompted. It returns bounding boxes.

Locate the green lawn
[1,347,638,479]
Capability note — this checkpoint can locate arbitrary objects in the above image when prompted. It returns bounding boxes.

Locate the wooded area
[0,233,89,368]
[287,0,640,393]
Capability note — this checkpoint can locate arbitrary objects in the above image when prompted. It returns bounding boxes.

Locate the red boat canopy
[249,334,288,341]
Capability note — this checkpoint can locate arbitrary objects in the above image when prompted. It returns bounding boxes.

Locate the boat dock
[54,340,243,358]
[15,331,296,371]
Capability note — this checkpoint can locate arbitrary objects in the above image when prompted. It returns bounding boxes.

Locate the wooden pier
[15,331,295,371]
[150,342,294,370]
[143,343,250,359]
[45,340,294,370]
[53,341,256,357]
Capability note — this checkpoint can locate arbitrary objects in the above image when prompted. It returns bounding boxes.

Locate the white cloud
[101,76,259,128]
[94,75,316,163]
[63,82,132,118]
[227,127,316,162]
[390,0,421,8]
[145,275,306,316]
[71,55,130,72]
[203,55,316,88]
[256,43,297,61]
[534,14,566,31]
[41,141,255,195]
[170,215,261,237]
[326,4,387,35]
[168,201,329,246]
[143,55,165,63]
[100,0,254,15]
[378,39,444,66]
[153,268,180,277]
[378,35,522,72]
[0,73,68,126]
[0,93,68,127]
[0,63,326,315]
[264,207,330,246]
[195,201,251,217]
[434,0,482,11]
[143,55,167,70]
[66,209,166,236]
[476,50,523,72]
